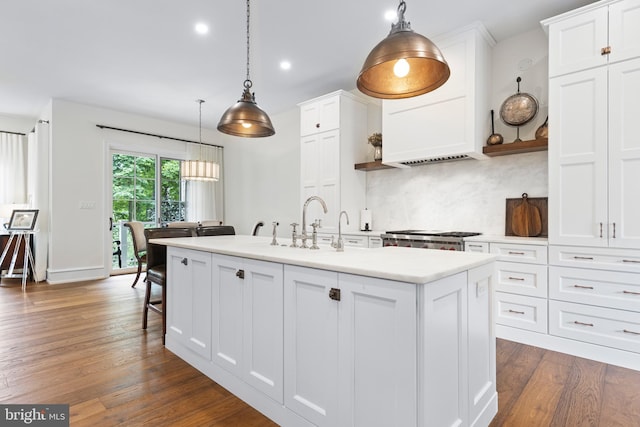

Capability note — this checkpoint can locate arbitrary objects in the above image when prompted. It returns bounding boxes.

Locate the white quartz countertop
[465,234,548,245]
[150,235,495,284]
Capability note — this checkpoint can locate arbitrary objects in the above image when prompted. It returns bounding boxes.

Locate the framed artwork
[8,209,39,231]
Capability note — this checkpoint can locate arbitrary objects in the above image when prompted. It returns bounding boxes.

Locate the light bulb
[393,58,410,78]
[242,122,252,129]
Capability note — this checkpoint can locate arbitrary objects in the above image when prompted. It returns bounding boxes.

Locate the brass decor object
[356,0,450,99]
[500,76,538,142]
[486,109,503,145]
[217,0,275,137]
[368,133,383,160]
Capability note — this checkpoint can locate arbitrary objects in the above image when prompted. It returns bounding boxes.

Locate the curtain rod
[0,130,26,136]
[96,124,223,149]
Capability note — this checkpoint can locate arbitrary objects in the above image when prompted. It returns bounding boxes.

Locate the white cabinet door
[608,57,640,249]
[212,254,284,403]
[300,94,340,136]
[284,265,339,427]
[166,247,212,359]
[242,258,284,402]
[609,0,640,64]
[212,254,244,377]
[421,272,468,427]
[547,6,608,77]
[548,67,608,246]
[337,273,417,427]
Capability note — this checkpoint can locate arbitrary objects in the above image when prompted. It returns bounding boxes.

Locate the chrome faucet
[301,196,328,249]
[336,211,349,252]
[270,221,279,246]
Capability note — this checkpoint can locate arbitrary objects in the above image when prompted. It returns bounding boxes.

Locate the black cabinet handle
[236,269,245,279]
[181,258,188,266]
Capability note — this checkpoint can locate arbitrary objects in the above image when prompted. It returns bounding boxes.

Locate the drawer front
[490,243,547,264]
[550,245,640,273]
[316,233,334,246]
[368,236,383,248]
[549,266,640,312]
[342,235,368,248]
[549,300,640,354]
[496,262,548,298]
[495,292,548,334]
[465,242,489,253]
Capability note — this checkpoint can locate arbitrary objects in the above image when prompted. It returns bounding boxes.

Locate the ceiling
[1,0,595,130]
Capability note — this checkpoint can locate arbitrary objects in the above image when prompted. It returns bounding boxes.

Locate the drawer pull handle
[623,329,640,335]
[347,240,360,244]
[508,251,525,255]
[573,284,594,290]
[623,290,640,296]
[507,309,525,315]
[622,259,640,264]
[600,222,603,238]
[468,244,483,248]
[508,276,525,281]
[574,321,594,327]
[574,256,594,261]
[601,46,612,55]
[612,222,616,239]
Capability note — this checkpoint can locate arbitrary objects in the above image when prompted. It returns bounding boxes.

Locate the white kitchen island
[152,235,497,427]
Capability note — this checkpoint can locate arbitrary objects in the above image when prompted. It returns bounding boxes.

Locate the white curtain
[0,132,28,204]
[185,144,224,223]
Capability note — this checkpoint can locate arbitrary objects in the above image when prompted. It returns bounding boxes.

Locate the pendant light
[181,99,220,181]
[357,0,450,99]
[217,0,275,138]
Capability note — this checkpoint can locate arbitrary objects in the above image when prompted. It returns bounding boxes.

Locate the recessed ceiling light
[384,10,396,21]
[280,60,292,71]
[195,22,209,35]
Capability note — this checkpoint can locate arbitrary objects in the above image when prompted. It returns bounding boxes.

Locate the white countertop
[465,234,548,245]
[151,235,495,284]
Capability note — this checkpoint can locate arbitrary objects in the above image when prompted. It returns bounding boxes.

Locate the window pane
[136,201,156,222]
[113,154,134,178]
[136,157,156,179]
[135,178,155,200]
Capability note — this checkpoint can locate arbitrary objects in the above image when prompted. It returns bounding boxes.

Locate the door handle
[109,217,114,231]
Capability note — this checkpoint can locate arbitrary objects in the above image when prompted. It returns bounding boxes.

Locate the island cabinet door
[284,265,339,427]
[212,255,285,404]
[337,273,417,427]
[421,272,469,427]
[166,247,213,359]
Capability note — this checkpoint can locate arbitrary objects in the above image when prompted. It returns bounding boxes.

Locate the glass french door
[110,151,185,273]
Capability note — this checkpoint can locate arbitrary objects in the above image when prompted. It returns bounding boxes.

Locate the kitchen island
[152,235,497,427]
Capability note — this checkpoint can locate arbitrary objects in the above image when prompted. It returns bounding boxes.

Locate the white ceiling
[1,0,595,130]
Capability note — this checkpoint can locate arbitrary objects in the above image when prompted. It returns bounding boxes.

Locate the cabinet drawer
[496,262,548,298]
[495,292,548,334]
[317,234,334,246]
[465,242,489,253]
[549,300,640,354]
[490,243,547,264]
[368,236,383,248]
[550,245,640,273]
[342,235,367,248]
[549,266,640,312]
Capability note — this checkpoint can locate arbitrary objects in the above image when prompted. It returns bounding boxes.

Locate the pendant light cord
[197,99,204,160]
[245,0,251,87]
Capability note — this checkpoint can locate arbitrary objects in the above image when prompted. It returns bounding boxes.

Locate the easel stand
[0,230,38,291]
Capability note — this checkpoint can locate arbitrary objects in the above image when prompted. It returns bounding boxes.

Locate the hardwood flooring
[1,275,640,426]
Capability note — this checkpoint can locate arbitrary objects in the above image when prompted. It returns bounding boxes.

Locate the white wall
[365,28,549,235]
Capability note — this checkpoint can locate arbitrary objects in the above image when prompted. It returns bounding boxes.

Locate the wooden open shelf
[354,160,395,171]
[482,138,548,157]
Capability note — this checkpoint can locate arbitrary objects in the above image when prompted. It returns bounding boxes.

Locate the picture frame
[8,209,39,231]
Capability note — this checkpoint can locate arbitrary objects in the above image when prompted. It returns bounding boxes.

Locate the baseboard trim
[46,266,108,284]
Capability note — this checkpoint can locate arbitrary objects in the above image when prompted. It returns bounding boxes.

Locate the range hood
[380,22,495,168]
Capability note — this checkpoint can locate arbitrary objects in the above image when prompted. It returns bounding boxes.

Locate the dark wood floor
[1,276,639,426]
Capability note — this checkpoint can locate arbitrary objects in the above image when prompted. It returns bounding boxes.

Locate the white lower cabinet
[283,265,417,427]
[212,254,284,403]
[166,247,213,359]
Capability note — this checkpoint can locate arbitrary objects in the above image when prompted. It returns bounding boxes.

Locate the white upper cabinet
[545,0,640,77]
[381,22,494,167]
[546,0,640,249]
[298,90,369,233]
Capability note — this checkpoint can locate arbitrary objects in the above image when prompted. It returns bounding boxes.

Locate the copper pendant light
[217,0,275,138]
[357,0,450,99]
[181,100,220,181]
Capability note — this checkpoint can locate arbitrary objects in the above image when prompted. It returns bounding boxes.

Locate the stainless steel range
[381,230,481,251]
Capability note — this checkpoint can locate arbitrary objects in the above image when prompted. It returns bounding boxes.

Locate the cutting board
[505,195,548,237]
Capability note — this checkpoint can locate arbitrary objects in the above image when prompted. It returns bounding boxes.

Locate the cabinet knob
[181,258,188,266]
[236,269,245,279]
[601,46,611,55]
[329,288,341,301]
[315,123,320,128]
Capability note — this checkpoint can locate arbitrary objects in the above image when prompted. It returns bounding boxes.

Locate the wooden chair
[166,221,199,228]
[199,219,223,227]
[195,225,236,237]
[142,227,195,344]
[124,221,146,287]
